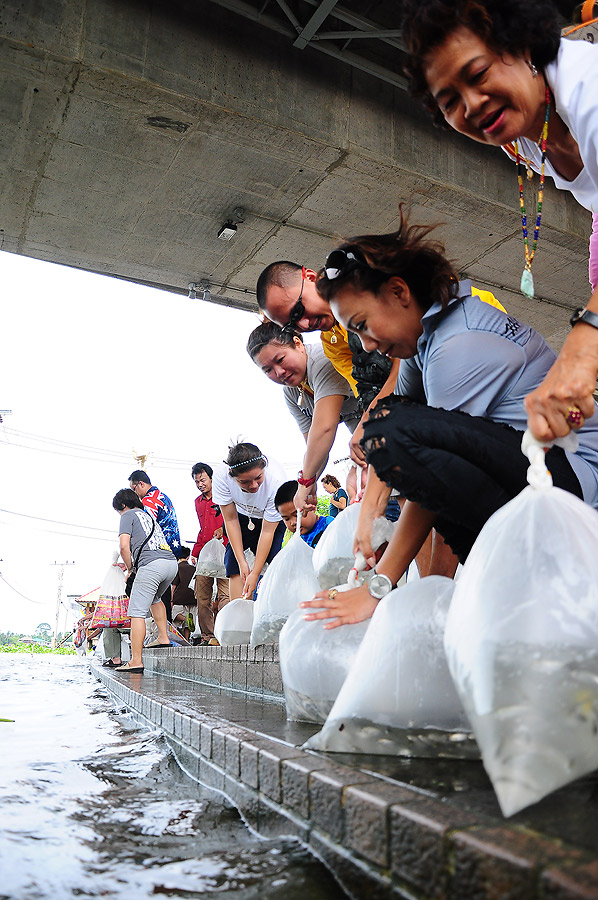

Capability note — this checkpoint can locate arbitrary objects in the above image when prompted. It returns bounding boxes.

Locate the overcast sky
[0,250,355,635]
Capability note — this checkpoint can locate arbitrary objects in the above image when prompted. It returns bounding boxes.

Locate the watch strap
[570,307,598,330]
[297,470,317,487]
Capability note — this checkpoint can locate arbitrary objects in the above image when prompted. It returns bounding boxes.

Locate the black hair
[316,206,458,314]
[224,442,267,477]
[179,546,191,559]
[246,321,303,361]
[191,462,213,479]
[274,480,299,509]
[128,469,151,485]
[256,261,302,310]
[112,488,144,511]
[401,0,562,127]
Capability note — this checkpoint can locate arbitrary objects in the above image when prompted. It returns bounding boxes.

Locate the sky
[0,250,355,636]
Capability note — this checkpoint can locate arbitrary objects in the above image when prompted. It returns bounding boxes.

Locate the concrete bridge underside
[0,0,592,349]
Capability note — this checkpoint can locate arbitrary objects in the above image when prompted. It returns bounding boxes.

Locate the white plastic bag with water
[305,576,474,756]
[444,432,598,816]
[250,530,320,648]
[279,592,370,723]
[214,597,254,645]
[195,538,226,578]
[312,503,395,589]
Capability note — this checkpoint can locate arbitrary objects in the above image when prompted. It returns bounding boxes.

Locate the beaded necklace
[513,87,551,299]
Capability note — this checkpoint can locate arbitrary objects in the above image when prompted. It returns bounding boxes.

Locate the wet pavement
[0,654,347,900]
[106,661,598,855]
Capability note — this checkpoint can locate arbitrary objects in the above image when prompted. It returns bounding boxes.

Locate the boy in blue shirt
[275,480,334,549]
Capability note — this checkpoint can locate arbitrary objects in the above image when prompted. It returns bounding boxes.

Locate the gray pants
[103,628,124,658]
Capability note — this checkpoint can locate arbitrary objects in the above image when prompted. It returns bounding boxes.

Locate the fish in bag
[305,576,474,757]
[312,503,395,589]
[444,435,598,816]
[279,597,370,723]
[214,597,254,645]
[250,532,320,647]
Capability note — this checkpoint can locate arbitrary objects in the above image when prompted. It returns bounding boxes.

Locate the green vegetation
[0,643,75,655]
[317,495,331,516]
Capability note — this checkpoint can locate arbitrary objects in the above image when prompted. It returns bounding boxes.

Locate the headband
[228,455,265,470]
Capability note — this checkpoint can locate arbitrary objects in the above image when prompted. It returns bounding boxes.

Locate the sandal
[115,662,144,674]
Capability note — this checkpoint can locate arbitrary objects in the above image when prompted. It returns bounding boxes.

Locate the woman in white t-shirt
[401,0,598,443]
[247,322,361,513]
[211,442,287,600]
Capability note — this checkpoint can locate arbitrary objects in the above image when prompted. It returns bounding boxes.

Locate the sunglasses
[281,266,306,333]
[324,249,363,280]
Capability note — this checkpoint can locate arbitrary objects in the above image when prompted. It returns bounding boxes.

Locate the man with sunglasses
[257,261,399,468]
[190,462,229,645]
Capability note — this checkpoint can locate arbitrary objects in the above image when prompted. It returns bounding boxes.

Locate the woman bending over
[211,442,287,600]
[247,322,361,511]
[301,213,598,627]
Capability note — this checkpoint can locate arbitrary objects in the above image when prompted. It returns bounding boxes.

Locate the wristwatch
[297,470,317,487]
[368,570,394,600]
[570,307,598,330]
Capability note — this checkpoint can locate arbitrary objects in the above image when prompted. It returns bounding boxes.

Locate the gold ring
[327,588,338,600]
[566,405,585,429]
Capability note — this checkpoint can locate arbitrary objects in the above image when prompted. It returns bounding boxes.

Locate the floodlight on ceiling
[218,221,237,241]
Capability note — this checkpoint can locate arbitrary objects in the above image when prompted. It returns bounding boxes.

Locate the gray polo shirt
[284,342,361,435]
[396,280,598,506]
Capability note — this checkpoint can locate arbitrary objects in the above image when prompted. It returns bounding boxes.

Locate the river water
[0,654,347,900]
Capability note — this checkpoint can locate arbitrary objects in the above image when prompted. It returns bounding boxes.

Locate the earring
[527,59,538,77]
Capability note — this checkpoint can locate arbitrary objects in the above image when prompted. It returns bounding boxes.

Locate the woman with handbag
[112,488,177,673]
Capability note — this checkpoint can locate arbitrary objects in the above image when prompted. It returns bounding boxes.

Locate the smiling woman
[247,323,361,513]
[401,0,598,443]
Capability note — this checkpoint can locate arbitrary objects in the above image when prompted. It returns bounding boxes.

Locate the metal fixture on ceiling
[204,0,408,89]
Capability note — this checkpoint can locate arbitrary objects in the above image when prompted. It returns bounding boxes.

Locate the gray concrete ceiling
[0,0,592,348]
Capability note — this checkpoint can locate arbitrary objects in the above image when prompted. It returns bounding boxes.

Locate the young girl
[247,322,361,512]
[301,212,598,628]
[211,442,287,600]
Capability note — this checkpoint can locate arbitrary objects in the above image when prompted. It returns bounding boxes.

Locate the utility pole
[50,561,75,648]
[132,449,150,469]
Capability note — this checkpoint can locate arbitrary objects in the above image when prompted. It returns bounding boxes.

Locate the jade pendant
[520,266,535,299]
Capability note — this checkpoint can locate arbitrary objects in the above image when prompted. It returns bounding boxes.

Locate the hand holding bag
[90,553,130,629]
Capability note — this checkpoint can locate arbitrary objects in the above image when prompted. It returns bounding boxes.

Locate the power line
[0,572,47,605]
[0,508,114,533]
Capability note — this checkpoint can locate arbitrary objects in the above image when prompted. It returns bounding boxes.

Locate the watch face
[369,573,392,599]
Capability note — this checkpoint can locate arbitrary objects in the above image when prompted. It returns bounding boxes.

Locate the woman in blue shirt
[321,474,348,518]
[301,211,598,628]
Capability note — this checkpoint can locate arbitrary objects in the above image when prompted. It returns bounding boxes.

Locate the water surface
[0,655,346,899]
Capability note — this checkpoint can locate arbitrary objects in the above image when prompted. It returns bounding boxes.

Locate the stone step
[93,653,598,900]
[143,643,283,699]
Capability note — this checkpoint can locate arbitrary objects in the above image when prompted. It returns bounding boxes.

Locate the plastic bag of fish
[445,438,598,816]
[195,538,226,578]
[250,533,320,647]
[305,576,475,757]
[214,597,254,645]
[279,594,370,723]
[312,503,395,589]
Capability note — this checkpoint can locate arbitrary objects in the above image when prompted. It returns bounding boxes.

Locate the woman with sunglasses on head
[300,211,598,629]
[211,442,287,601]
[247,322,362,512]
[401,0,598,444]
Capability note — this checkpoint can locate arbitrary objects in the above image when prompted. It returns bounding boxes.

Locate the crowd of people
[92,0,598,674]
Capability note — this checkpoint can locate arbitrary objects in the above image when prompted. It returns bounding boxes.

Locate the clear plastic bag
[214,597,254,645]
[305,576,474,757]
[250,534,320,648]
[195,538,226,578]
[90,553,130,629]
[312,503,395,589]
[444,437,598,816]
[279,597,370,723]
